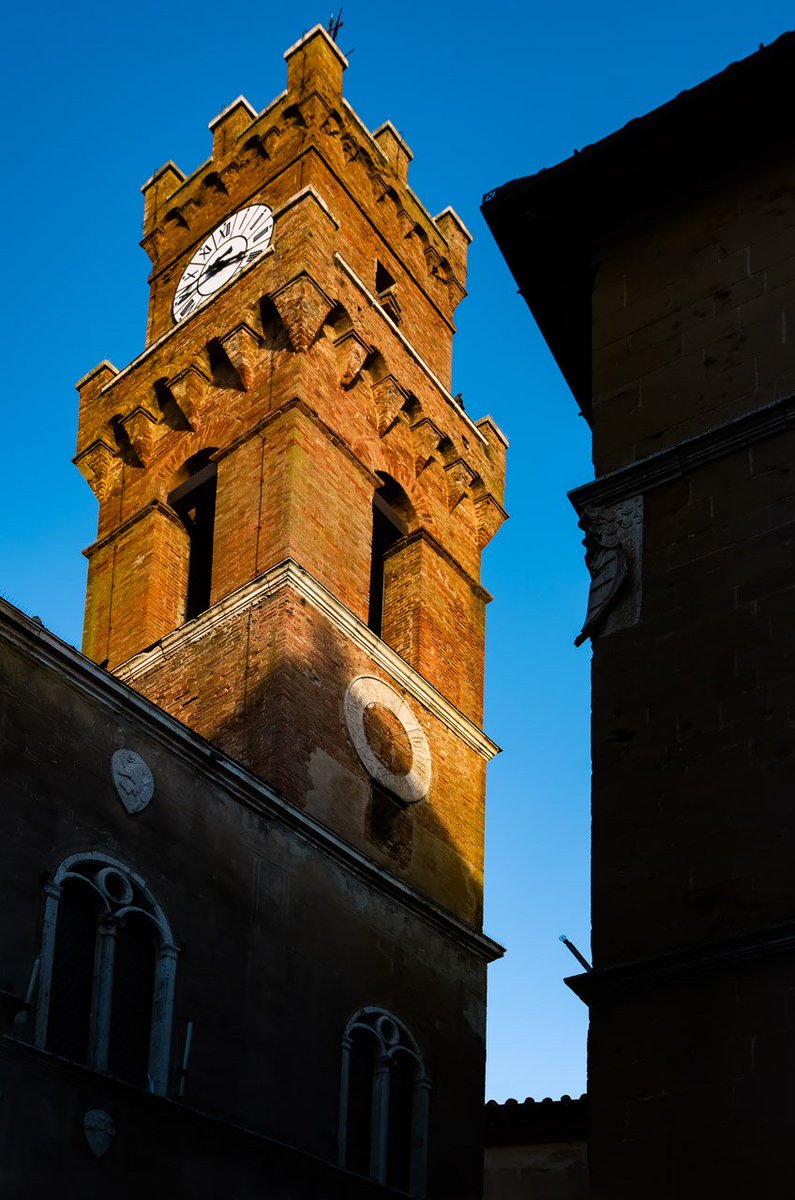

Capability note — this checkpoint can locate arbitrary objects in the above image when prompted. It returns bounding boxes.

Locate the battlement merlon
[139,26,467,282]
[209,95,259,159]
[284,24,348,99]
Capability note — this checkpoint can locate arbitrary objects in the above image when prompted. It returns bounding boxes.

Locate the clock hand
[206,250,247,276]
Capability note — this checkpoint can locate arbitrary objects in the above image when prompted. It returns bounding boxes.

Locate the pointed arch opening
[169,448,218,621]
[339,1007,430,1197]
[34,853,178,1095]
[369,474,414,638]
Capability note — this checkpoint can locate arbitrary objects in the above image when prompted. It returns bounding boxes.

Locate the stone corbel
[444,457,477,512]
[369,171,390,204]
[272,274,334,353]
[335,331,371,391]
[242,131,270,161]
[217,160,241,190]
[297,93,330,128]
[474,494,508,550]
[423,245,442,276]
[247,125,281,159]
[410,417,445,460]
[321,108,344,138]
[140,227,165,267]
[445,277,468,311]
[220,323,261,390]
[74,439,120,503]
[575,495,643,647]
[341,133,359,163]
[372,375,409,436]
[119,407,162,465]
[168,365,210,430]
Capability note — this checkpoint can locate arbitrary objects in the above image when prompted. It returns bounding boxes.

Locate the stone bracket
[336,331,372,391]
[474,494,508,550]
[119,407,162,465]
[168,365,210,430]
[272,274,334,353]
[220,323,262,390]
[444,457,478,511]
[372,375,410,436]
[74,439,120,502]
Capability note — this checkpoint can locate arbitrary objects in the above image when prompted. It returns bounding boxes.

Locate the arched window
[339,1007,430,1197]
[369,475,412,637]
[168,449,218,621]
[33,854,178,1095]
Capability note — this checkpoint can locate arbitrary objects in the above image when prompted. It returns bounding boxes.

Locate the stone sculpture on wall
[574,495,643,647]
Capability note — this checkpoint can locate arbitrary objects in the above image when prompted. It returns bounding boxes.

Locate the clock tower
[75,25,506,929]
[68,25,506,1196]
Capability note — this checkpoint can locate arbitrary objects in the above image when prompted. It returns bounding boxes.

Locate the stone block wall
[591,152,795,474]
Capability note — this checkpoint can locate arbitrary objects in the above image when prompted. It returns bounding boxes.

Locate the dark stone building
[1,26,508,1198]
[483,1096,587,1200]
[484,29,795,1200]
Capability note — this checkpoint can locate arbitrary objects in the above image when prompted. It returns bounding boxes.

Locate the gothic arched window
[33,854,178,1095]
[169,448,218,621]
[339,1007,430,1197]
[369,475,413,638]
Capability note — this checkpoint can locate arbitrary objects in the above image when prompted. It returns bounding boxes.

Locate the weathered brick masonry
[76,26,507,926]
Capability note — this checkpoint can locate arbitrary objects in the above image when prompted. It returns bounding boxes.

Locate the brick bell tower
[74,26,507,930]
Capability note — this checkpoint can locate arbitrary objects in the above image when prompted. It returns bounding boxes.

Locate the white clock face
[173,204,274,323]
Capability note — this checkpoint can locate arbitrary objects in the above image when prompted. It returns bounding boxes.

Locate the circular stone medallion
[111,748,154,816]
[343,676,432,803]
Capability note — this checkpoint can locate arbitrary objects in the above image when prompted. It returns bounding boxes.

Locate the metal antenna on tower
[327,8,343,41]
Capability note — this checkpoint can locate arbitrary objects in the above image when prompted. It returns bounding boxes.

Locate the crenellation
[141,161,186,240]
[209,95,258,159]
[283,25,348,101]
[373,121,413,185]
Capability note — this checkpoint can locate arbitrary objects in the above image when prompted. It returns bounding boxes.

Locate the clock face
[173,204,274,323]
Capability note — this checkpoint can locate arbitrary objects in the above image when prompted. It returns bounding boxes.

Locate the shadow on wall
[191,590,489,928]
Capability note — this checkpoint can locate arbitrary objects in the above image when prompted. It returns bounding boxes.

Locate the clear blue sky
[2,1,792,1103]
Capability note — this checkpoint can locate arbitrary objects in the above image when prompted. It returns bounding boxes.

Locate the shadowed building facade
[0,26,507,1197]
[484,30,795,1200]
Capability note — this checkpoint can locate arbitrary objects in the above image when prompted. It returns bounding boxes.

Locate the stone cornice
[565,920,795,1004]
[115,558,499,762]
[0,597,503,964]
[570,391,795,512]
